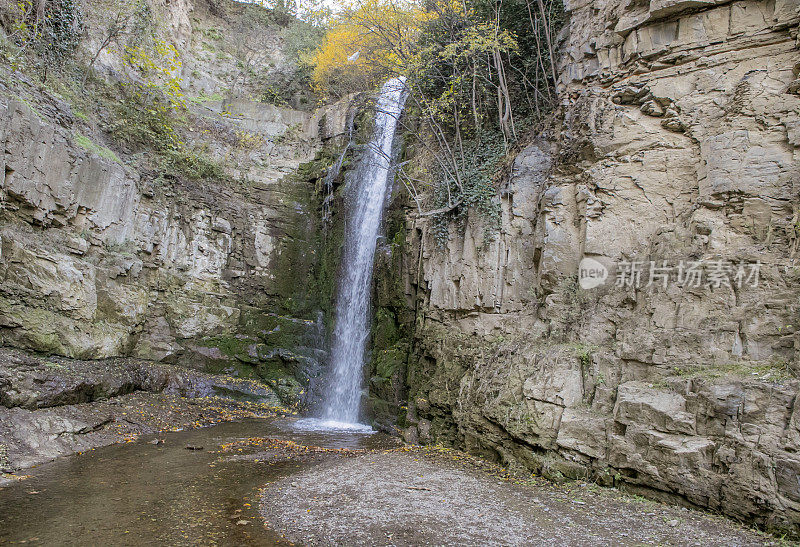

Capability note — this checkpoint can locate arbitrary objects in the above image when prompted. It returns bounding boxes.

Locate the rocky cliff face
[0,0,350,406]
[396,0,800,533]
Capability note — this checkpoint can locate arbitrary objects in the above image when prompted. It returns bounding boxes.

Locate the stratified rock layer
[0,1,353,388]
[0,348,284,473]
[399,0,800,534]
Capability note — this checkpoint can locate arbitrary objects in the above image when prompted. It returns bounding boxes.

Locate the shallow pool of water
[0,418,396,546]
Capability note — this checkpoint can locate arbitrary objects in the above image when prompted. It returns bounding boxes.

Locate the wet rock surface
[0,348,281,410]
[0,348,285,477]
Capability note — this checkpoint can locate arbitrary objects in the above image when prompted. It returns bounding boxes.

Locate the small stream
[0,419,396,546]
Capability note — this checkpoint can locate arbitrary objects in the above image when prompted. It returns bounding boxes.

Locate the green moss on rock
[367,201,414,427]
[197,334,258,362]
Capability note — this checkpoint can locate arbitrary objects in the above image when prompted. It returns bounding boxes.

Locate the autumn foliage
[308,0,431,98]
[307,0,566,238]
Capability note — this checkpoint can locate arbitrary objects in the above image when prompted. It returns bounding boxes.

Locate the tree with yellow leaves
[308,0,431,99]
[309,0,566,243]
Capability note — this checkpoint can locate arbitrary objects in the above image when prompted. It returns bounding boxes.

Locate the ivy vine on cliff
[0,0,84,77]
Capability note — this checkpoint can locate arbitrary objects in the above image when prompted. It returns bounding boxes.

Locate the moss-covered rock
[367,197,414,428]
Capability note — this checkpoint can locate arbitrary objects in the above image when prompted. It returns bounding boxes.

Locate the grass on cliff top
[74,133,121,164]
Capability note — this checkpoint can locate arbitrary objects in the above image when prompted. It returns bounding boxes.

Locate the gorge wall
[389,0,800,534]
[0,0,351,406]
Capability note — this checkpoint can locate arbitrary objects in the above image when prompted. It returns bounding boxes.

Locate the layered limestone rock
[0,0,349,403]
[399,0,800,533]
[0,347,284,473]
[0,91,328,360]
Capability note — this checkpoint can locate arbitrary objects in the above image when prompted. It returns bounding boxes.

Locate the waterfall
[321,77,408,427]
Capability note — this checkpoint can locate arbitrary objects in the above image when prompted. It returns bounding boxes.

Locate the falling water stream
[307,77,409,429]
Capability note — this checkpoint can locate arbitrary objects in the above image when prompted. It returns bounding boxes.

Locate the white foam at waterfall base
[292,418,375,433]
[311,77,408,431]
